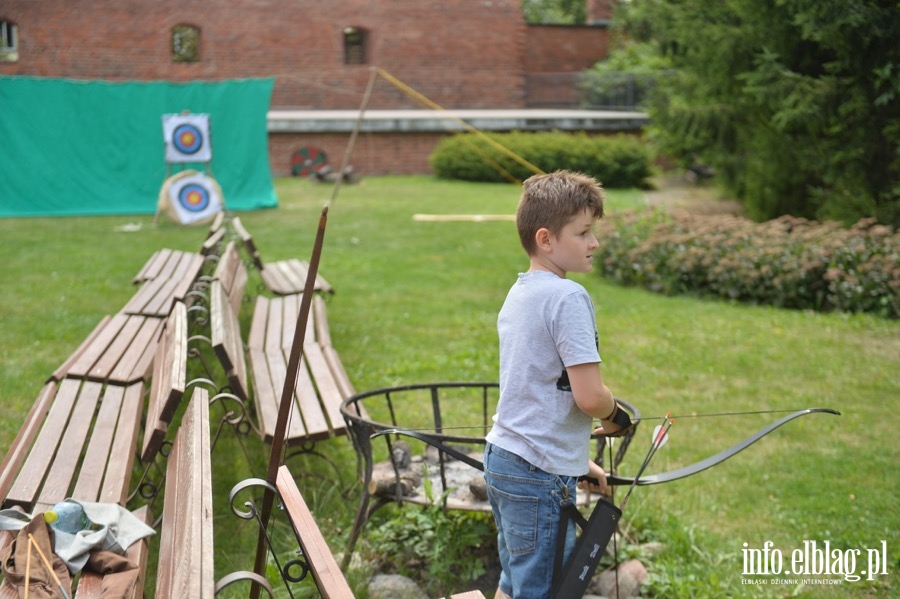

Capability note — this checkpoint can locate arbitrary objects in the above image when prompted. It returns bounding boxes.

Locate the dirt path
[642,174,743,216]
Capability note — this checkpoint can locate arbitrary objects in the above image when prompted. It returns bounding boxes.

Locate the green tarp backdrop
[0,76,278,217]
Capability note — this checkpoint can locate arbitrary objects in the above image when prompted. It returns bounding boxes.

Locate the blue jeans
[483,443,577,599]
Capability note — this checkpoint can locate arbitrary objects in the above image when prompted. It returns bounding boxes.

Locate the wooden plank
[48,316,111,382]
[207,210,225,238]
[156,387,213,599]
[260,263,297,295]
[248,348,306,443]
[72,383,126,501]
[168,252,205,304]
[229,256,248,317]
[231,217,265,271]
[121,275,166,315]
[88,316,146,381]
[201,224,226,256]
[213,241,240,297]
[313,295,332,347]
[247,295,269,352]
[210,280,249,400]
[98,382,144,505]
[279,293,315,350]
[323,346,358,407]
[0,382,58,503]
[264,296,284,354]
[141,303,187,463]
[109,317,162,384]
[5,378,81,509]
[132,249,171,284]
[301,343,345,434]
[67,313,132,379]
[290,352,330,441]
[275,465,354,599]
[35,380,104,510]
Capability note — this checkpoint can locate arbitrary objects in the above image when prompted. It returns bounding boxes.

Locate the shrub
[429,131,655,188]
[595,211,900,318]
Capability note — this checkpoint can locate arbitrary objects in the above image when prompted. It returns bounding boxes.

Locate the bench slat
[35,380,104,510]
[275,465,354,599]
[290,352,330,440]
[5,378,82,509]
[300,343,345,433]
[132,249,175,284]
[49,316,111,382]
[98,382,144,505]
[71,383,126,501]
[201,225,226,256]
[156,388,213,599]
[109,317,161,384]
[210,280,249,400]
[247,295,269,351]
[66,315,160,384]
[141,302,188,463]
[251,348,309,443]
[0,382,58,502]
[125,251,204,317]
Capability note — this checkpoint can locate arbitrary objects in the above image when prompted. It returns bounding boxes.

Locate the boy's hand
[577,460,608,495]
[596,402,636,437]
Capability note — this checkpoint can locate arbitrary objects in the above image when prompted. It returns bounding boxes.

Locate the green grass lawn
[1,175,897,597]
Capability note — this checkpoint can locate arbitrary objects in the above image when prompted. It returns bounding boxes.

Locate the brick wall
[0,0,527,109]
[270,131,442,177]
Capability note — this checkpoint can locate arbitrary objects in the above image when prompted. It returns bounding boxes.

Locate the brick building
[0,0,644,176]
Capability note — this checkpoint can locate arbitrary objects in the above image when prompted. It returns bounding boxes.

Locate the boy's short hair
[516,170,605,256]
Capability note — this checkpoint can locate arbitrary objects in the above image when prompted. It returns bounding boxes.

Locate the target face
[178,182,210,212]
[162,170,222,225]
[172,124,204,156]
[162,114,212,163]
[291,146,329,177]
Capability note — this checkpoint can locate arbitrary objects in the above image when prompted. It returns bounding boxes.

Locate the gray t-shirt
[486,270,601,476]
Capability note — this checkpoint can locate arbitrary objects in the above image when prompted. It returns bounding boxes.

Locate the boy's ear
[535,227,552,251]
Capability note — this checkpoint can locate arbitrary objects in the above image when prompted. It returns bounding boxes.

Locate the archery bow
[372,407,840,485]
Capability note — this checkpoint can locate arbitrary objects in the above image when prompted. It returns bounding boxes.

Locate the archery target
[291,146,328,177]
[163,114,212,163]
[158,170,223,225]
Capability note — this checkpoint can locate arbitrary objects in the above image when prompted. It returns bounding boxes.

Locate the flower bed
[595,211,900,318]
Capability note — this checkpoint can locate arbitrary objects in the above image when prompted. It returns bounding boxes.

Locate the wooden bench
[231,216,333,295]
[140,302,189,463]
[274,466,485,599]
[207,254,361,448]
[246,293,356,445]
[155,386,214,598]
[201,211,227,256]
[125,248,205,317]
[48,312,163,384]
[0,302,187,512]
[212,240,248,318]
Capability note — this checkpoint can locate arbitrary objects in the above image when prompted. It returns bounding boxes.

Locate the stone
[367,573,428,599]
[589,559,648,599]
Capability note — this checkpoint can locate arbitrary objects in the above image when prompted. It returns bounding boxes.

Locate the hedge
[595,211,900,318]
[428,131,654,189]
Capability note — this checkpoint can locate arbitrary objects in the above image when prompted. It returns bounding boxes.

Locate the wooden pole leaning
[250,66,378,599]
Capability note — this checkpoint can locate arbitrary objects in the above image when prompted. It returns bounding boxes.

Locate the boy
[484,171,632,599]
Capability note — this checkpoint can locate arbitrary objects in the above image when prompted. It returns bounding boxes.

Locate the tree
[522,0,586,24]
[616,0,900,226]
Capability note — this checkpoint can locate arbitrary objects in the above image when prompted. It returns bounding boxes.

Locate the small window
[343,26,367,65]
[0,20,18,63]
[172,24,200,63]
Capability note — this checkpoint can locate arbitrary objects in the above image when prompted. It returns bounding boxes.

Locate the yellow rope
[375,67,545,181]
